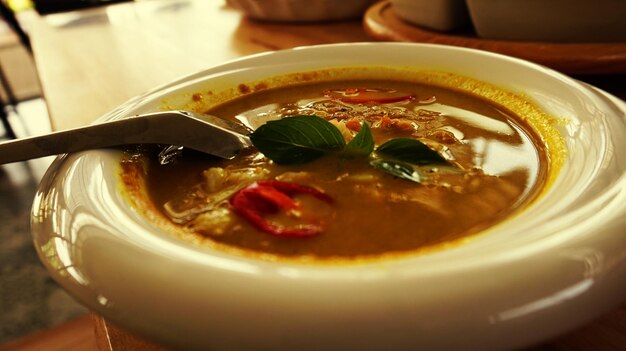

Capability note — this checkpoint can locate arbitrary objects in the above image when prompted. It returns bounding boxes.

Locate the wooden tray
[363,1,626,75]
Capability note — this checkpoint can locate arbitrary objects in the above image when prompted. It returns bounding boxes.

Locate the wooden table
[27,1,626,350]
[29,0,369,131]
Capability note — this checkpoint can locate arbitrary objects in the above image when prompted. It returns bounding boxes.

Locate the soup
[121,70,559,261]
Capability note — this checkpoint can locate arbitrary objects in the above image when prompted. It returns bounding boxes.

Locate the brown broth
[124,79,548,259]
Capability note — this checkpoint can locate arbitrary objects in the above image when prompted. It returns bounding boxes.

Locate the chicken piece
[390,119,416,133]
[276,171,312,183]
[427,129,461,144]
[203,167,269,193]
[345,118,362,132]
[163,166,270,225]
[329,119,354,142]
[188,207,234,237]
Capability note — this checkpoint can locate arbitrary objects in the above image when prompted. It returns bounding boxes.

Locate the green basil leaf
[343,122,374,158]
[376,138,449,166]
[369,159,421,183]
[250,115,346,164]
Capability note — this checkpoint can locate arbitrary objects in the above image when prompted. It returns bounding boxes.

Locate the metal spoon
[0,110,252,164]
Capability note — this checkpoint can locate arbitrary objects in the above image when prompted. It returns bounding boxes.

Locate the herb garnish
[343,122,374,158]
[375,138,449,165]
[250,115,453,183]
[250,115,345,164]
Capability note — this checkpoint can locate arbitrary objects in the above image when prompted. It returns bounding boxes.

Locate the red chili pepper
[229,181,333,237]
[248,185,300,211]
[324,88,415,104]
[257,180,334,203]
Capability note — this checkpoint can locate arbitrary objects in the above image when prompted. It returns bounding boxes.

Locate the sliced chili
[257,180,333,203]
[229,181,333,237]
[324,88,415,104]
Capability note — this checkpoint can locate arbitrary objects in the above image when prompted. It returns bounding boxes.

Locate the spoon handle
[0,111,251,164]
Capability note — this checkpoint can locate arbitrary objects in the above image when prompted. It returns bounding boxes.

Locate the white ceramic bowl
[466,0,626,42]
[32,43,626,351]
[390,0,470,31]
[226,0,378,22]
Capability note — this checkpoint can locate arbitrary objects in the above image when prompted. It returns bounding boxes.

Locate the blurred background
[0,0,87,345]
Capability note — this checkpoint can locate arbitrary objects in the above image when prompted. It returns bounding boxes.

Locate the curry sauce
[121,78,551,260]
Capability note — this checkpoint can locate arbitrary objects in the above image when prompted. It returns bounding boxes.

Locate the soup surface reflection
[122,79,548,259]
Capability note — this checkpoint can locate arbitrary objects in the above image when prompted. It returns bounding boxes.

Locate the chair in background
[0,1,29,52]
[0,1,29,139]
[0,0,133,140]
[0,68,16,139]
[32,0,132,15]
